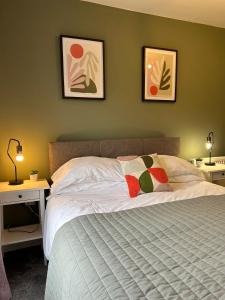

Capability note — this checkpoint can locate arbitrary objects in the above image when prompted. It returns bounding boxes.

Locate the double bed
[44,138,225,299]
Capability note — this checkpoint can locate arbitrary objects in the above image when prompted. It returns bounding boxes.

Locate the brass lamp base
[8,179,24,185]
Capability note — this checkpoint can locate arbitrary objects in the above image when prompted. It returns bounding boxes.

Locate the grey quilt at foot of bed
[45,195,225,300]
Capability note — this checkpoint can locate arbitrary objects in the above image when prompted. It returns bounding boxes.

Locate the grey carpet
[4,246,47,300]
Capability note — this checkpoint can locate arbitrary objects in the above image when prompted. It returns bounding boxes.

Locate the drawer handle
[222,173,225,176]
[18,195,23,199]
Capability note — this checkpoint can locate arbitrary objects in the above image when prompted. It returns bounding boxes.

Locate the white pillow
[158,155,203,181]
[50,181,128,195]
[51,156,124,194]
[169,174,204,183]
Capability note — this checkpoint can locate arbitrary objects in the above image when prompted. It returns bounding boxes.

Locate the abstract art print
[60,36,105,99]
[142,47,177,102]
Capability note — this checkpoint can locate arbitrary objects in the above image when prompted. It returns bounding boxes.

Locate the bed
[44,137,225,300]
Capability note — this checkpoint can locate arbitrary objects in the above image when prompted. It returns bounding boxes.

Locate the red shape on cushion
[148,168,168,183]
[125,175,140,198]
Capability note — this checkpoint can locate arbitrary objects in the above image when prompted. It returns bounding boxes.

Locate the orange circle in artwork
[70,44,84,59]
[150,85,158,95]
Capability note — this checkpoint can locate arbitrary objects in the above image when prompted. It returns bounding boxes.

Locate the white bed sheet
[43,181,225,259]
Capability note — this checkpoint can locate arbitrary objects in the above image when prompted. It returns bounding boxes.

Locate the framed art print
[60,35,105,99]
[142,47,177,102]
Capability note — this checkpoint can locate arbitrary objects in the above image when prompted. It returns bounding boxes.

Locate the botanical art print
[60,36,105,99]
[143,47,177,102]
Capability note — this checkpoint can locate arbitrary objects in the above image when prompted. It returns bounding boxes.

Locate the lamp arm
[7,138,21,148]
[7,138,21,182]
[208,132,214,144]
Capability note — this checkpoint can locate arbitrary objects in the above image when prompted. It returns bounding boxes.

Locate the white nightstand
[200,164,225,184]
[0,179,49,258]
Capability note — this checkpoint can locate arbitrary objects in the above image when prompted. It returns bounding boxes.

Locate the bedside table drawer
[0,190,40,204]
[212,171,225,181]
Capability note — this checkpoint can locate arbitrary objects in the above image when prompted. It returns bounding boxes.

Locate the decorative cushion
[119,154,171,198]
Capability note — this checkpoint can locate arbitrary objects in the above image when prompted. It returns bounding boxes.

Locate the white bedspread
[43,181,225,259]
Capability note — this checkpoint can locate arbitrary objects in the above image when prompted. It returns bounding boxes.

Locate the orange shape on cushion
[148,168,168,183]
[125,175,140,198]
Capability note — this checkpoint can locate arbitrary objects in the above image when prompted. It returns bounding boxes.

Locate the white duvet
[43,180,225,259]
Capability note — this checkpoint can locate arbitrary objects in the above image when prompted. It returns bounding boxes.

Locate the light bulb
[16,154,24,162]
[206,142,212,150]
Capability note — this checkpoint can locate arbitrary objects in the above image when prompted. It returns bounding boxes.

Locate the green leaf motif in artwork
[160,61,171,90]
[71,75,97,93]
[139,170,153,193]
[160,84,170,90]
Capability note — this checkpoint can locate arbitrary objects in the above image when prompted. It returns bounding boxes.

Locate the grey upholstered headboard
[49,137,180,175]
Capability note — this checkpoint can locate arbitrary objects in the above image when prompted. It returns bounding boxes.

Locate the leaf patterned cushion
[119,154,171,198]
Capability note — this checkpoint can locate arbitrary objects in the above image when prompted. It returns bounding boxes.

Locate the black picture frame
[142,46,177,102]
[60,35,105,100]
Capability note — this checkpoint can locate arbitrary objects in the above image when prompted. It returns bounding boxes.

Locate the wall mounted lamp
[7,138,24,185]
[205,132,215,166]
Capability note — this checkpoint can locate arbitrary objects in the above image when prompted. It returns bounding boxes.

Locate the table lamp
[205,132,215,166]
[7,138,24,185]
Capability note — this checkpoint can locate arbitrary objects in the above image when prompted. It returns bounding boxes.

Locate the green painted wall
[1,0,225,184]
